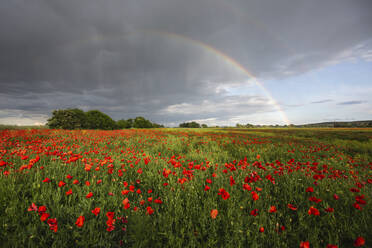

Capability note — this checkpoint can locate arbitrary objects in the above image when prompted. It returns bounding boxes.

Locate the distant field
[0,128,371,247]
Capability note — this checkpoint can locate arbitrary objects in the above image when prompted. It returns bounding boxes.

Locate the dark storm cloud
[337,100,366,105]
[0,0,372,125]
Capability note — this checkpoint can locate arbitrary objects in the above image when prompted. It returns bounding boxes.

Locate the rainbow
[141,30,291,125]
[87,29,291,125]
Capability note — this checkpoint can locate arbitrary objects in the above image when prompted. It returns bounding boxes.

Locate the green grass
[0,128,371,247]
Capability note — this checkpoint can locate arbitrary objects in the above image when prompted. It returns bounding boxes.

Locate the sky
[1,0,372,126]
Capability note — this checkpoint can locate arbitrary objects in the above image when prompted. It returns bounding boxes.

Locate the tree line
[47,109,164,130]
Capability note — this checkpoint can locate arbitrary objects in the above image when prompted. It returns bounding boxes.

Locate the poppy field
[0,128,371,247]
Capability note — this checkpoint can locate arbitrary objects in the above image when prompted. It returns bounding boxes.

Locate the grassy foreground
[0,128,371,247]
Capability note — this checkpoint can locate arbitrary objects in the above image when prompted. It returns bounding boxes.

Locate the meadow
[0,128,371,247]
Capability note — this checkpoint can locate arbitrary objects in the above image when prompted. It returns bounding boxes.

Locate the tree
[47,109,87,129]
[117,119,132,129]
[179,121,201,128]
[133,116,153,128]
[201,124,208,128]
[85,110,117,130]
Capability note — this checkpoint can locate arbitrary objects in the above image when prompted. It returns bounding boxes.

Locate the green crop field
[0,128,371,247]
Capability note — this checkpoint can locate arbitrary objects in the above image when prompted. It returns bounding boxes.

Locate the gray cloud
[311,99,333,104]
[0,0,371,125]
[337,100,367,105]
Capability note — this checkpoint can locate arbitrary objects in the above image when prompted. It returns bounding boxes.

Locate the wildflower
[58,181,66,187]
[288,204,297,211]
[40,213,50,222]
[210,209,218,219]
[218,188,230,200]
[269,206,277,213]
[146,206,154,215]
[324,206,334,212]
[250,209,259,216]
[75,216,85,228]
[251,191,259,201]
[300,241,310,248]
[47,218,58,232]
[305,187,314,193]
[123,198,130,209]
[91,208,100,216]
[354,237,365,247]
[28,203,38,212]
[43,178,51,183]
[308,206,320,216]
[243,184,252,191]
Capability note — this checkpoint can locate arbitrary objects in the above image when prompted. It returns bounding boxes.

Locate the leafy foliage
[47,109,87,130]
[47,109,163,130]
[179,121,201,128]
[85,110,117,130]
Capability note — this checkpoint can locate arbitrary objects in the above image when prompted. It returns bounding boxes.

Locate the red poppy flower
[40,213,50,222]
[47,218,58,232]
[354,237,365,247]
[75,216,85,228]
[218,188,230,200]
[86,192,93,199]
[250,209,259,216]
[28,203,38,212]
[106,212,115,219]
[243,184,252,191]
[259,227,264,233]
[300,241,310,248]
[146,206,154,215]
[306,187,314,193]
[333,194,339,200]
[58,181,66,187]
[308,206,320,216]
[73,179,80,185]
[327,245,338,248]
[121,190,130,195]
[229,176,236,186]
[288,204,297,211]
[123,198,130,209]
[66,189,73,196]
[353,202,362,210]
[204,185,210,191]
[251,191,259,201]
[91,207,100,216]
[350,188,360,193]
[309,196,322,203]
[210,209,218,219]
[325,207,334,213]
[269,206,277,213]
[43,178,51,183]
[38,206,47,213]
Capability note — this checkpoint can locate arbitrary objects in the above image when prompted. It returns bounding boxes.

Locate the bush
[85,110,117,130]
[179,121,201,128]
[47,109,87,129]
